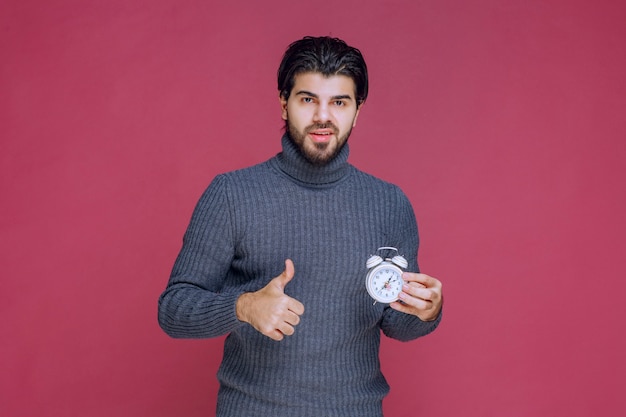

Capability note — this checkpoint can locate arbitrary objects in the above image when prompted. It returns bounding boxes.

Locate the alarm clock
[365,247,408,303]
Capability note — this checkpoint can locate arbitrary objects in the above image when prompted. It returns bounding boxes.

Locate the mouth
[307,127,336,143]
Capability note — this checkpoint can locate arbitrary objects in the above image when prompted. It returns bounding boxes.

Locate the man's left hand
[390,273,443,321]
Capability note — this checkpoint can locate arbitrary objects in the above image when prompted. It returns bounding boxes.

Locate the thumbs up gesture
[236,259,305,341]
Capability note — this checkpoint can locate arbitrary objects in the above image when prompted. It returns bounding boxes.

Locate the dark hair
[277,36,368,106]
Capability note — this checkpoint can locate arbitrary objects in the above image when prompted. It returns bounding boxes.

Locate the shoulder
[198,160,283,206]
[204,160,275,191]
[216,160,273,181]
[350,167,410,200]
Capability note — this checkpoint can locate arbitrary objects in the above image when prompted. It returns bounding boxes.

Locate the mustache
[305,123,339,134]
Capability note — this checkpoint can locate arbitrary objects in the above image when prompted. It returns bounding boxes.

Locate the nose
[313,102,331,123]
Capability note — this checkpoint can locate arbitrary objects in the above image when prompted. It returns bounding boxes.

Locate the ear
[352,102,364,127]
[279,94,288,121]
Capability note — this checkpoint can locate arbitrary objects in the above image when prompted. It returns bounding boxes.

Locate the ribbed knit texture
[158,135,441,417]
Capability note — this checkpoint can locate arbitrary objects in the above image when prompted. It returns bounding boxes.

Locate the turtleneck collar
[271,134,352,186]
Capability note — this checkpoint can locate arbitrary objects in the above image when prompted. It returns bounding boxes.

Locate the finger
[277,322,296,337]
[403,272,439,288]
[284,258,295,278]
[288,299,305,316]
[401,272,425,285]
[267,330,285,341]
[256,321,285,341]
[274,259,295,291]
[389,300,426,316]
[397,291,432,310]
[402,284,435,301]
[389,300,411,314]
[284,310,301,326]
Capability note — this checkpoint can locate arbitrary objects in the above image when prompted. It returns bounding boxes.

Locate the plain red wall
[2,1,625,416]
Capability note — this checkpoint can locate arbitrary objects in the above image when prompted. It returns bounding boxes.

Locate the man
[158,36,443,417]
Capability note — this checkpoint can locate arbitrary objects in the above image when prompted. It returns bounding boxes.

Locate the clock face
[366,263,404,303]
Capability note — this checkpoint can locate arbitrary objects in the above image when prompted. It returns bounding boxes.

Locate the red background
[2,1,625,416]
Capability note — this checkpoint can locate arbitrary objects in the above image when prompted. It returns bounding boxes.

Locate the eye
[334,100,345,106]
[302,97,314,103]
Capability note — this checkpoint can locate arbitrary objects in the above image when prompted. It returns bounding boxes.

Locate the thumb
[273,259,295,291]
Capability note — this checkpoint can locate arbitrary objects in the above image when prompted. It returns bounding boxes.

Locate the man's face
[280,72,361,165]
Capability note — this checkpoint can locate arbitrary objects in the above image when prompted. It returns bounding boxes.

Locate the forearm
[158,283,244,338]
[380,306,442,342]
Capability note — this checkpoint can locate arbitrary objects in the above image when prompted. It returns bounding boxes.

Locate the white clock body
[365,247,408,303]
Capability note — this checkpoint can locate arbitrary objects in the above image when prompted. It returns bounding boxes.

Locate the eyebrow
[295,90,354,101]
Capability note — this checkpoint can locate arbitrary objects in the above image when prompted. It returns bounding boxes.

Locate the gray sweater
[158,135,441,417]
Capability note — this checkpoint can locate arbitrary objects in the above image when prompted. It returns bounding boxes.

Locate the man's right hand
[236,259,305,341]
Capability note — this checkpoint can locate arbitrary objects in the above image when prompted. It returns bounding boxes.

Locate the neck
[273,134,351,186]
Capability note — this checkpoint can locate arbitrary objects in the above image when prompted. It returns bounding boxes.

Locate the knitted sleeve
[379,187,442,341]
[158,175,244,338]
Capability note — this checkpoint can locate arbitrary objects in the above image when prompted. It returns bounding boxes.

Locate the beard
[286,120,353,166]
